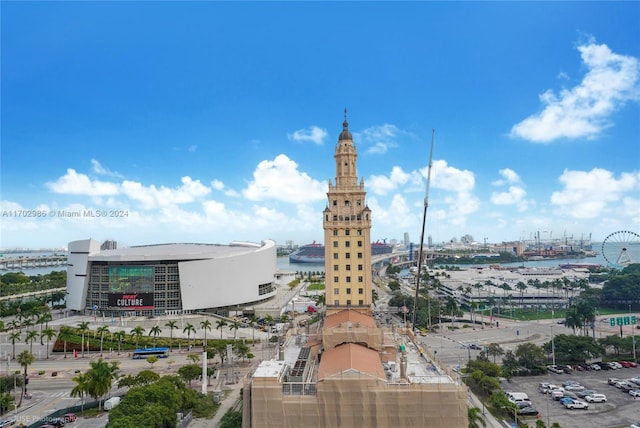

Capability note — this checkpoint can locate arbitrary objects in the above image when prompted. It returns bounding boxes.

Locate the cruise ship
[289,241,393,263]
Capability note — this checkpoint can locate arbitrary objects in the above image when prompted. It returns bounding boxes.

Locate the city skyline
[1,2,639,249]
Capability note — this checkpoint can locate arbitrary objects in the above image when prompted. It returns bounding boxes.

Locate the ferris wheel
[601,230,640,267]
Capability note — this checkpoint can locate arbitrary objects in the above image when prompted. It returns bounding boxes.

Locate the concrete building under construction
[243,113,468,427]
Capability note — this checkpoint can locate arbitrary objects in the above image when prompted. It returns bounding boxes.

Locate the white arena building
[67,238,277,316]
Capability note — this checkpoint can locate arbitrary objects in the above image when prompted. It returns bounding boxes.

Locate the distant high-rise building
[403,232,410,246]
[100,240,117,251]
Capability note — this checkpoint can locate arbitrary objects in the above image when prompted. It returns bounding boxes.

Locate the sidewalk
[188,378,244,427]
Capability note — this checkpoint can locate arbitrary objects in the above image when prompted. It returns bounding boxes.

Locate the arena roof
[87,240,273,262]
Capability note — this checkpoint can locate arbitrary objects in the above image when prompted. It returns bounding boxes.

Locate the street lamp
[550,325,556,366]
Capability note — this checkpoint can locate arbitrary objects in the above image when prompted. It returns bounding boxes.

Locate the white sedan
[565,384,585,391]
[630,389,640,398]
[564,399,589,410]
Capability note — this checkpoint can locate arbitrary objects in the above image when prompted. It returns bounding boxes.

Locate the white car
[565,384,585,391]
[564,399,589,410]
[629,389,640,398]
[631,423,640,428]
[610,361,623,369]
[589,364,601,371]
[585,393,607,403]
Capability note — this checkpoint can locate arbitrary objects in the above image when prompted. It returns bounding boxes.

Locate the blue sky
[1,1,639,250]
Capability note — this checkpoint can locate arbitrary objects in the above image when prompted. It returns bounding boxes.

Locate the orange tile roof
[318,343,386,381]
[323,309,377,329]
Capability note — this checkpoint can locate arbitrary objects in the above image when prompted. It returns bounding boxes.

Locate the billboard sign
[108,292,154,309]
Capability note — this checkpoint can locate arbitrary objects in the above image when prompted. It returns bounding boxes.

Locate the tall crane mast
[412,129,435,330]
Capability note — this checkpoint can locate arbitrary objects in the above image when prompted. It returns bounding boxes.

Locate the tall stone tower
[323,110,372,316]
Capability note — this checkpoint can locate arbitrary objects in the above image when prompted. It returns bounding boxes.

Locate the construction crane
[412,129,435,330]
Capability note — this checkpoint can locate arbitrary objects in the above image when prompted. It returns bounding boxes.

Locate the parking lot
[504,366,640,428]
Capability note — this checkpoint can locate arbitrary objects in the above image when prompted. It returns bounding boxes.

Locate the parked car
[517,407,539,417]
[610,361,623,369]
[61,413,77,423]
[631,422,640,428]
[577,389,597,398]
[565,384,585,391]
[547,365,564,374]
[618,382,634,392]
[538,382,551,393]
[551,389,565,400]
[0,418,17,428]
[619,361,633,368]
[563,398,589,410]
[562,380,579,387]
[598,362,613,370]
[585,393,607,403]
[625,361,638,368]
[561,364,573,374]
[589,363,601,371]
[629,389,640,398]
[608,377,622,385]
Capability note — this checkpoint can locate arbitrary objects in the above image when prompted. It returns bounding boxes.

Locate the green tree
[57,326,72,359]
[220,410,242,428]
[25,330,38,354]
[8,331,21,360]
[86,358,120,410]
[78,321,90,358]
[177,364,201,387]
[229,320,241,341]
[114,330,126,355]
[70,372,90,414]
[146,356,159,368]
[41,327,57,359]
[468,407,486,428]
[216,319,228,340]
[130,326,145,350]
[200,320,212,347]
[183,323,196,349]
[165,320,178,351]
[97,325,110,357]
[16,350,34,407]
[486,343,504,364]
[515,342,545,369]
[149,325,162,348]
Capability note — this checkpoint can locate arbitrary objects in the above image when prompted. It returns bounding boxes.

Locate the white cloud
[429,160,475,193]
[359,124,400,154]
[188,144,198,152]
[490,168,532,211]
[242,154,326,203]
[91,159,123,178]
[121,176,211,209]
[550,168,640,219]
[510,40,640,143]
[47,169,120,196]
[368,166,422,196]
[288,126,328,145]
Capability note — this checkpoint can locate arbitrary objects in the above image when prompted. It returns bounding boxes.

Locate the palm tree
[17,350,34,407]
[165,320,178,351]
[86,358,119,410]
[516,281,527,314]
[37,311,53,345]
[149,325,162,347]
[57,326,72,359]
[25,330,38,354]
[200,320,212,347]
[78,321,90,358]
[114,330,126,355]
[249,315,258,346]
[97,326,110,356]
[229,320,241,341]
[130,326,145,350]
[468,407,487,428]
[71,372,90,414]
[9,331,21,360]
[41,327,57,359]
[215,319,228,340]
[183,323,196,349]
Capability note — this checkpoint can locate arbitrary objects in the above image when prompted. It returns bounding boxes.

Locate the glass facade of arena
[86,262,182,317]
